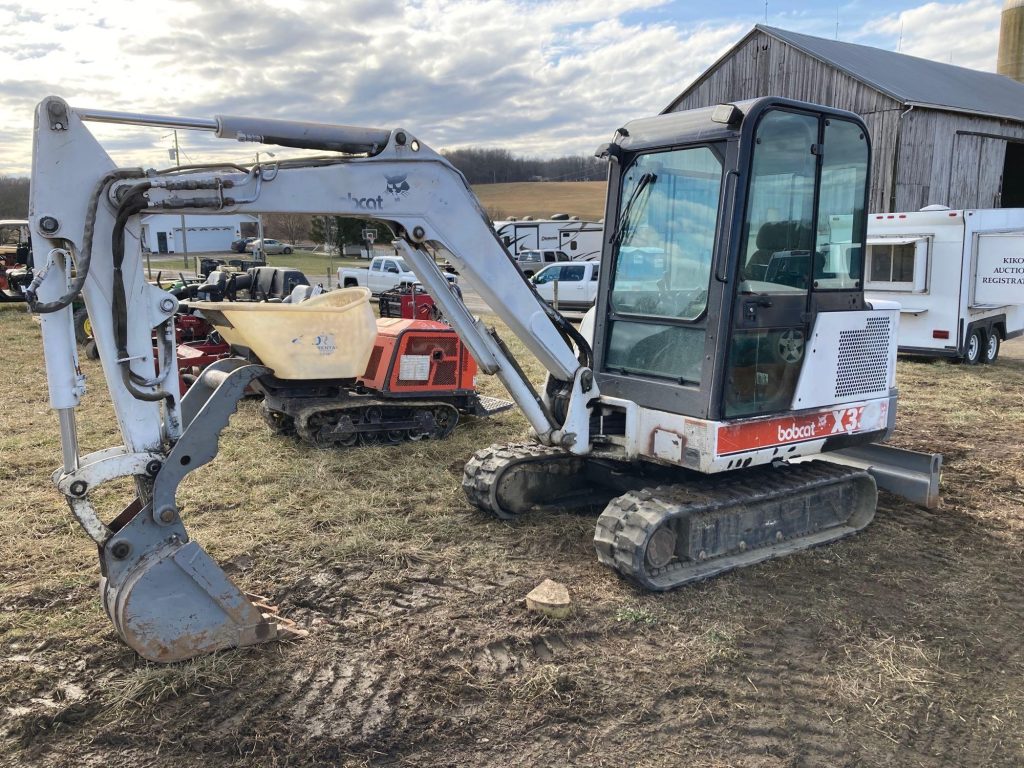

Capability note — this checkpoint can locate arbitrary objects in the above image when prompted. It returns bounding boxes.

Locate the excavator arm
[28,96,598,661]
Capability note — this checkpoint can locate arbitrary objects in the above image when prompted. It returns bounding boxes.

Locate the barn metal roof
[761,25,1024,121]
[675,25,1024,123]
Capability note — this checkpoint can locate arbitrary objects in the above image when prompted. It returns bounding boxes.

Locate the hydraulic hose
[28,168,143,314]
[110,183,172,403]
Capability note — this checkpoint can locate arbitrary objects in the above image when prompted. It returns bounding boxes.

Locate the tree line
[0,177,29,219]
[441,148,605,183]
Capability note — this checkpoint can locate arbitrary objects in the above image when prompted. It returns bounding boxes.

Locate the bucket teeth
[247,594,309,639]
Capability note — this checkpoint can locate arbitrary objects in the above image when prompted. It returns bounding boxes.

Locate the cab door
[723,109,868,418]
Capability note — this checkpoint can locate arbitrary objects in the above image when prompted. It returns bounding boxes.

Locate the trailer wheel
[983,329,1000,364]
[964,329,983,365]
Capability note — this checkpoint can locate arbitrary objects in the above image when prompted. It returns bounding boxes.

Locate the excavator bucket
[99,508,284,662]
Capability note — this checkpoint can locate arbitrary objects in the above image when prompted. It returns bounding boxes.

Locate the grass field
[472,181,607,221]
[1,301,1023,767]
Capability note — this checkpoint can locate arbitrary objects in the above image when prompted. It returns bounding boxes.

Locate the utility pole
[174,130,189,268]
[254,151,275,264]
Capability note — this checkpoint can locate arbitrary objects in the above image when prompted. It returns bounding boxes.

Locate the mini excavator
[28,96,940,661]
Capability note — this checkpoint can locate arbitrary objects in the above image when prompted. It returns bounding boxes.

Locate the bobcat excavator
[28,96,940,662]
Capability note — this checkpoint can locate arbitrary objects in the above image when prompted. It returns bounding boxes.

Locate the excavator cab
[593,98,870,422]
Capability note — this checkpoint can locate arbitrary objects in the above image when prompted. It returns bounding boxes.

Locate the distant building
[666,25,1024,212]
[139,213,258,254]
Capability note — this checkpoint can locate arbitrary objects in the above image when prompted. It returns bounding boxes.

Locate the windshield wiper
[611,171,657,245]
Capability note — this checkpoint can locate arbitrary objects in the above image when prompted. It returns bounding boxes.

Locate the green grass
[265,250,366,284]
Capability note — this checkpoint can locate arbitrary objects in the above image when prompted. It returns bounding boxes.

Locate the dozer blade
[100,533,284,663]
[594,461,876,591]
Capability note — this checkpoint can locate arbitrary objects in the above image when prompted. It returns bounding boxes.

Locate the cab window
[561,265,585,281]
[604,145,724,383]
[534,266,562,284]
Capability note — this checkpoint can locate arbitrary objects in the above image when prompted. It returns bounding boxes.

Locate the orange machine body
[358,318,477,396]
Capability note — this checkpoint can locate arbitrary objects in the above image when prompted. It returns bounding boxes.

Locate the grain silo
[998,0,1024,83]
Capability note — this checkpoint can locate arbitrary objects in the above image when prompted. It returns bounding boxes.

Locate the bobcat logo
[385,174,410,200]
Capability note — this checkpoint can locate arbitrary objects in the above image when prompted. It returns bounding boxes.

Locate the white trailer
[865,207,1024,363]
[494,216,603,261]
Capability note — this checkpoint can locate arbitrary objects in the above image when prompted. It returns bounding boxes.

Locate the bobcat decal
[385,174,410,200]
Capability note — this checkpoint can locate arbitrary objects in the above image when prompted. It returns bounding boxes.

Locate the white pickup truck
[531,261,600,310]
[339,255,458,295]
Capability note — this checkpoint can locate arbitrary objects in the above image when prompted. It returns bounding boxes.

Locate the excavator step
[593,461,877,591]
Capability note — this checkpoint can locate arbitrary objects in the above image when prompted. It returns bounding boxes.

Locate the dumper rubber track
[284,399,459,447]
[260,403,297,436]
[593,460,876,591]
[463,442,620,520]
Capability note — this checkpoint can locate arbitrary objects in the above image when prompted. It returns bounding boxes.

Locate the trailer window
[865,239,928,292]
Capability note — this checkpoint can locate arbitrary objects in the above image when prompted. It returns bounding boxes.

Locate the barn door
[949,134,1006,209]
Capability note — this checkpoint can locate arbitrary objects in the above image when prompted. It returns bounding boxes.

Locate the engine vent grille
[433,361,457,386]
[835,317,891,398]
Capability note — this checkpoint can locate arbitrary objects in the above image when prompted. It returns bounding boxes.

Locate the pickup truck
[531,260,600,310]
[339,255,458,296]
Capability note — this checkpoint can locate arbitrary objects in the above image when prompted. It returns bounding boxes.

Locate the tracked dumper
[28,96,939,662]
[195,293,511,447]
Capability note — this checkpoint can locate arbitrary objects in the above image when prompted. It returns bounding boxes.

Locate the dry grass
[1,300,1023,767]
[471,181,607,221]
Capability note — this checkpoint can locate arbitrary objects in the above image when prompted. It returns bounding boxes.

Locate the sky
[0,0,1008,175]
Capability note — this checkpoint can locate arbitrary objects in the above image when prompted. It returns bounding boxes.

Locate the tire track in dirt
[279,569,481,624]
[462,633,575,676]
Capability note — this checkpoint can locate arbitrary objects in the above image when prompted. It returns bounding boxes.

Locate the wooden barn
[665,25,1024,213]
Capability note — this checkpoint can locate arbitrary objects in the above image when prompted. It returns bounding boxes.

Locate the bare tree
[263,213,312,244]
[0,177,29,219]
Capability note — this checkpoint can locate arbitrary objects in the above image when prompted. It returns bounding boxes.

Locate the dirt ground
[1,301,1022,767]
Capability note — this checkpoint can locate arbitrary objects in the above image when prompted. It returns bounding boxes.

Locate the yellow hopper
[191,287,376,379]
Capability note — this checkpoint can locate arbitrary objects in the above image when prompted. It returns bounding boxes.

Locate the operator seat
[742,221,812,281]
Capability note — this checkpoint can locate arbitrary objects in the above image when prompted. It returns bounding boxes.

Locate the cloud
[0,0,1009,176]
[856,0,1001,70]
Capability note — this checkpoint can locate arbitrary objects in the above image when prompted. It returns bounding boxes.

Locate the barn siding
[668,29,1024,212]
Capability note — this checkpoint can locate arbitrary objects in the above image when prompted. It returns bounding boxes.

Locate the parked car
[246,238,293,255]
[531,261,600,310]
[339,255,459,296]
[514,249,570,277]
[230,237,255,253]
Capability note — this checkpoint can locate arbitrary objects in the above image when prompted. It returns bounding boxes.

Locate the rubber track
[594,461,876,591]
[462,442,585,520]
[291,399,459,446]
